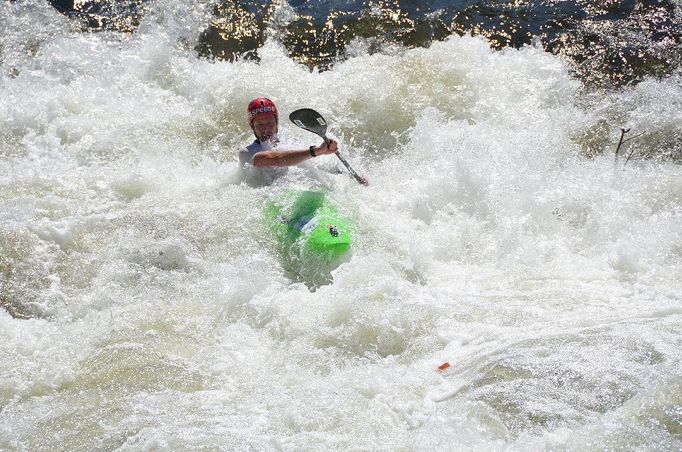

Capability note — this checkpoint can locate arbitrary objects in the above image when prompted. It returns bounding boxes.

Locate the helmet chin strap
[258,134,279,144]
[258,133,279,146]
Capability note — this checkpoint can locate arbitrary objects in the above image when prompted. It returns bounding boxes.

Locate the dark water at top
[35,0,682,88]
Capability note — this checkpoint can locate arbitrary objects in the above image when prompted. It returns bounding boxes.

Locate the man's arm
[253,140,338,168]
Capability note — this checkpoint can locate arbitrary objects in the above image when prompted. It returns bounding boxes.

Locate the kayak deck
[265,190,351,263]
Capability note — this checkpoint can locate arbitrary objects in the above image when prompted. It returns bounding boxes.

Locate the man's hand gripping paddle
[289,108,368,185]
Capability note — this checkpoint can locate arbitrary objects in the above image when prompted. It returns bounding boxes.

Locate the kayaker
[239,97,339,184]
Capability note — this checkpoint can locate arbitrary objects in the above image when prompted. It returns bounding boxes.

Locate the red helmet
[247,97,278,125]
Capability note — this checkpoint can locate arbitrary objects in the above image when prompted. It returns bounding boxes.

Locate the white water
[1,1,681,450]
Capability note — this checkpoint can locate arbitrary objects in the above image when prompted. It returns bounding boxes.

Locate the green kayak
[265,190,352,280]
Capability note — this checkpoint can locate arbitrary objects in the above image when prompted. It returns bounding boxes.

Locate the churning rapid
[1,0,681,450]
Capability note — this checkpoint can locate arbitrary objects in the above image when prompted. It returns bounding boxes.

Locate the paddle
[289,108,368,185]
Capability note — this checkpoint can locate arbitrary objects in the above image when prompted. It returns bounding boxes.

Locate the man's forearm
[253,149,314,167]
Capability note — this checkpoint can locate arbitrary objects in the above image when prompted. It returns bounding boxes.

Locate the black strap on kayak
[289,108,368,185]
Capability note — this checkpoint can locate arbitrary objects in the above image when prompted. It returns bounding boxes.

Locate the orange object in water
[437,362,451,371]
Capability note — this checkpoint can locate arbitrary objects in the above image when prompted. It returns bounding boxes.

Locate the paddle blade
[289,108,328,140]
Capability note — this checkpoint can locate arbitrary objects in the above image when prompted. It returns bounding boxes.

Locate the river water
[1,1,681,450]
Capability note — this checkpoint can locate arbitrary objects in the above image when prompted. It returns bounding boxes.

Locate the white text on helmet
[250,106,276,116]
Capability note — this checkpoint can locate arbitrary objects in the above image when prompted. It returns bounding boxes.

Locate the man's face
[251,115,278,140]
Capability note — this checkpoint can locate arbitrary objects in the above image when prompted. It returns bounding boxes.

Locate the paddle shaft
[335,152,365,184]
[320,137,366,185]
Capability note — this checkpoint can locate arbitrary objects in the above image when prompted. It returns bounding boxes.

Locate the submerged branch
[614,128,630,161]
[614,128,647,167]
[622,131,646,144]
